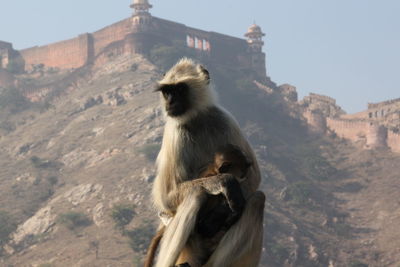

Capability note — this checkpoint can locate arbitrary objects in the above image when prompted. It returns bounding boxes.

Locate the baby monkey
[145,144,252,267]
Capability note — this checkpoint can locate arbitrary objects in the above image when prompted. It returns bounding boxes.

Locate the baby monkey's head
[214,144,252,182]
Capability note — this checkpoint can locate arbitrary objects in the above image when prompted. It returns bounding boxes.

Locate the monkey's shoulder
[180,106,235,134]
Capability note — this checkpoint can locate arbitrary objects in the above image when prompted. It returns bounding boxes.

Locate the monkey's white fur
[153,58,264,267]
[158,58,217,123]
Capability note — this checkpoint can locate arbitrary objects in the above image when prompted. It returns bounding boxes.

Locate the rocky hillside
[0,53,399,267]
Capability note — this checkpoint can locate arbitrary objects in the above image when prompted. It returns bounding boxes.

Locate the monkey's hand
[177,174,245,216]
[186,174,245,215]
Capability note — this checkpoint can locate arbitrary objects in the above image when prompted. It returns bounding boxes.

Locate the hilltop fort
[301,94,400,153]
[0,0,399,153]
[0,0,266,79]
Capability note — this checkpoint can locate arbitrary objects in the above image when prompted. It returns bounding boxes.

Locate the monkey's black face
[157,83,191,117]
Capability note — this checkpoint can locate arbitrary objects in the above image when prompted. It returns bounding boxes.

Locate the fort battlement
[302,93,400,152]
[368,98,400,109]
[326,118,367,142]
[388,129,400,153]
[0,0,268,82]
[304,93,336,105]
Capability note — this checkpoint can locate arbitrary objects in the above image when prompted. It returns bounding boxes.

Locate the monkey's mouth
[166,104,186,117]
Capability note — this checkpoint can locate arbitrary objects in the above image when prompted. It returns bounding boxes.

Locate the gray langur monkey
[144,144,252,267]
[152,58,265,267]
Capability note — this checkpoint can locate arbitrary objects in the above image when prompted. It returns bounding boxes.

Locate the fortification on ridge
[0,0,268,80]
[301,94,400,153]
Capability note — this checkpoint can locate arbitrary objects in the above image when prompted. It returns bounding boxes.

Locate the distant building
[0,0,268,81]
[301,93,400,153]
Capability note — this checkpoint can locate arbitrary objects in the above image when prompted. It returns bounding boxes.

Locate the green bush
[57,211,92,230]
[111,204,136,230]
[303,155,336,180]
[47,176,58,186]
[0,120,16,133]
[0,87,30,113]
[124,224,155,253]
[270,243,289,263]
[30,156,62,169]
[293,144,336,181]
[0,211,17,248]
[332,222,352,237]
[287,181,312,205]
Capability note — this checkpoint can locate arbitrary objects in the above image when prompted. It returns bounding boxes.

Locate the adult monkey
[153,58,265,267]
[145,144,252,267]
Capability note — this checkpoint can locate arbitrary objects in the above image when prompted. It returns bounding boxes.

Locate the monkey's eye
[162,90,172,100]
[175,82,189,93]
[218,162,231,173]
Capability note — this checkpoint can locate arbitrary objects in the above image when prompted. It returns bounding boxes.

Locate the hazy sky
[1,0,399,113]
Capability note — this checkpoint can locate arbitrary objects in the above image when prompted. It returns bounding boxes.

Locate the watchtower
[130,0,153,30]
[245,24,267,78]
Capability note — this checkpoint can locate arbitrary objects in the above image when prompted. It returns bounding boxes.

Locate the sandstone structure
[301,94,400,153]
[1,0,398,153]
[0,0,267,81]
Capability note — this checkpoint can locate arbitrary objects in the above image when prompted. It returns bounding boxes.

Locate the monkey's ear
[199,65,210,83]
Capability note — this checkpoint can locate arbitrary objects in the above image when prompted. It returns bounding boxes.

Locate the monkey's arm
[170,174,245,216]
[144,225,165,267]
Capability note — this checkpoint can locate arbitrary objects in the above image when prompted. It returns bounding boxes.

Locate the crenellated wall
[326,118,367,142]
[302,91,400,152]
[92,19,132,56]
[388,130,400,153]
[10,13,266,79]
[365,123,387,149]
[20,34,93,70]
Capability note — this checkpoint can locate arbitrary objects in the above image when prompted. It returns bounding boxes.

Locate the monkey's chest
[178,131,228,179]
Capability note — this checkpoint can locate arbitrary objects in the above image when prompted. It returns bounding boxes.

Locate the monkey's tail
[155,191,205,267]
[144,226,165,267]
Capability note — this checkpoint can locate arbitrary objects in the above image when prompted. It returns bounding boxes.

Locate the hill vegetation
[0,52,399,266]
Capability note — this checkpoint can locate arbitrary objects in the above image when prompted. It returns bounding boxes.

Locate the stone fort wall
[92,19,132,56]
[304,94,400,153]
[20,33,93,70]
[326,118,367,142]
[19,18,133,71]
[9,16,263,75]
[388,130,400,153]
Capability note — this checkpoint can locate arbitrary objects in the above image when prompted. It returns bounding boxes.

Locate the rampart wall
[153,17,256,70]
[388,130,400,153]
[92,19,131,56]
[366,123,387,148]
[340,111,369,120]
[368,98,400,109]
[326,118,367,142]
[20,34,93,70]
[12,13,265,77]
[303,110,326,134]
[306,93,336,105]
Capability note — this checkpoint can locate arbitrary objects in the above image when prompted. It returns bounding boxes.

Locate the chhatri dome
[130,0,152,13]
[132,0,152,6]
[245,24,265,38]
[244,23,265,52]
